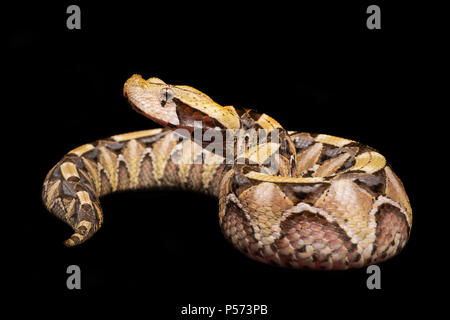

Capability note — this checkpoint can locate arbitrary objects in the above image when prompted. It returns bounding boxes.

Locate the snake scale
[42,74,412,270]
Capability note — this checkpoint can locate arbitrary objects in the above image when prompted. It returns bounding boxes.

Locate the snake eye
[160,87,175,107]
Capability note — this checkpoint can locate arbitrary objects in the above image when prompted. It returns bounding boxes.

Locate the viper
[42,74,412,269]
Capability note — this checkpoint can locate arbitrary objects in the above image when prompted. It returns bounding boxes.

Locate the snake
[41,74,412,270]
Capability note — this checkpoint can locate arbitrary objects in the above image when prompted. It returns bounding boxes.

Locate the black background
[7,1,439,316]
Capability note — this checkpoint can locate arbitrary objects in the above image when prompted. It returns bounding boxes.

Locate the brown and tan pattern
[41,74,412,269]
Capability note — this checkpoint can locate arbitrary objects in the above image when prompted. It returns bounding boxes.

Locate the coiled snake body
[42,75,412,269]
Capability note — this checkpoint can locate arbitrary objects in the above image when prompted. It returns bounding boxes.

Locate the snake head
[123,74,241,131]
[123,74,180,127]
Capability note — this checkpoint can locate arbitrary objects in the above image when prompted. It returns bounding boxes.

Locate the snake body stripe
[41,75,412,270]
